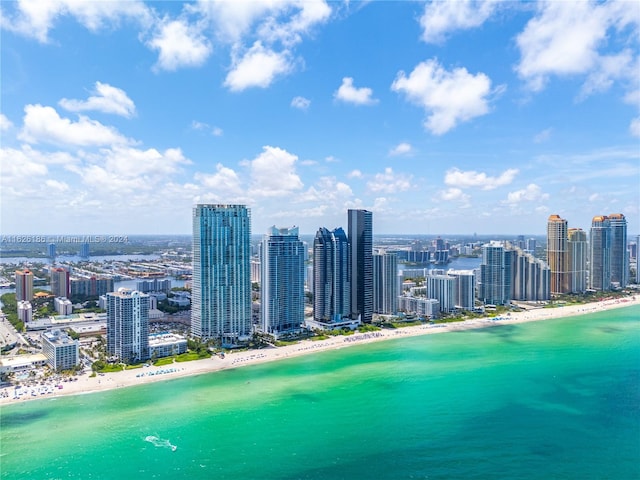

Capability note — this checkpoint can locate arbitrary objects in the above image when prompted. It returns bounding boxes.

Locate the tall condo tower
[568,228,588,293]
[15,269,34,302]
[608,213,628,288]
[479,241,513,306]
[313,227,350,322]
[348,209,373,323]
[547,214,569,294]
[192,204,252,346]
[51,267,70,298]
[589,216,611,291]
[107,289,149,363]
[260,226,305,336]
[373,253,398,315]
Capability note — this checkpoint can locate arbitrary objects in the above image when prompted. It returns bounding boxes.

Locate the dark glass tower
[348,209,373,323]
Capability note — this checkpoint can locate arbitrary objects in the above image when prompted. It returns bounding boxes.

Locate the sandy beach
[2,296,638,406]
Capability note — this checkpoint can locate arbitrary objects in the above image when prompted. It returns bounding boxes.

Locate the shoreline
[2,296,638,407]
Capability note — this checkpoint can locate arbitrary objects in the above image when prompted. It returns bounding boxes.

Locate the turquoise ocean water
[1,305,639,480]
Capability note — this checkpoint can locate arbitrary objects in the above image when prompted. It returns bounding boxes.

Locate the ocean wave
[144,435,177,451]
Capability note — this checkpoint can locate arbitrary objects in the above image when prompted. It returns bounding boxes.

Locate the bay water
[1,305,638,479]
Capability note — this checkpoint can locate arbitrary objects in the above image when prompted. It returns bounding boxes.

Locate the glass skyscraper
[479,241,513,306]
[373,253,398,315]
[192,204,252,346]
[313,227,350,323]
[260,226,305,336]
[348,209,373,323]
[568,228,588,293]
[589,215,611,291]
[609,213,628,288]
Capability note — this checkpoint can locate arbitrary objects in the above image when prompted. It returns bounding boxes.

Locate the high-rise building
[17,300,32,323]
[107,289,150,363]
[511,247,550,301]
[80,243,90,258]
[609,213,628,288]
[260,226,305,336]
[568,228,588,293]
[313,227,350,322]
[51,267,70,298]
[547,215,569,294]
[192,204,252,346]
[426,273,456,313]
[48,243,56,258]
[15,269,34,302]
[70,276,114,299]
[348,209,373,323]
[589,216,611,291]
[447,270,476,310]
[637,235,640,284]
[42,329,79,371]
[479,242,513,305]
[373,253,398,315]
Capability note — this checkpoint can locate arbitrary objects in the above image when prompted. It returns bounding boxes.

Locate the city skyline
[1,1,639,235]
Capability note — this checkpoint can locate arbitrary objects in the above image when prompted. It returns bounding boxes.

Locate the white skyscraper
[192,204,252,346]
[260,226,305,337]
[107,289,149,363]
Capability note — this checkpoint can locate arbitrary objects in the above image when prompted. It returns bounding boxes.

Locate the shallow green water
[2,305,639,479]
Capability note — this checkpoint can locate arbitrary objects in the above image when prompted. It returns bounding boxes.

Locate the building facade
[107,289,150,363]
[447,269,476,310]
[373,253,398,315]
[17,301,32,323]
[568,228,588,293]
[348,209,373,323]
[42,329,79,371]
[51,267,70,298]
[609,213,628,288]
[479,242,513,306]
[15,269,34,302]
[70,277,114,299]
[192,204,252,346]
[313,227,350,323]
[589,216,612,291]
[547,215,569,294]
[260,226,305,336]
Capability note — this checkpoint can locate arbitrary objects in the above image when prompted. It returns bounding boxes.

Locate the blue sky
[1,0,638,236]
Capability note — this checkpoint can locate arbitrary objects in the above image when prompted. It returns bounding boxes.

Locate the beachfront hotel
[547,215,570,294]
[41,329,79,372]
[479,241,513,306]
[260,226,305,337]
[107,289,150,364]
[348,209,373,323]
[191,204,252,346]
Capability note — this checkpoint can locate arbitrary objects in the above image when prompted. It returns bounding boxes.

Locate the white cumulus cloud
[505,183,549,204]
[439,187,470,203]
[334,77,378,105]
[59,81,136,118]
[420,0,499,44]
[0,113,13,131]
[0,0,152,43]
[515,1,639,93]
[19,104,132,147]
[249,145,304,197]
[225,42,292,92]
[195,163,243,195]
[391,59,495,135]
[444,167,518,190]
[367,168,413,194]
[148,18,212,71]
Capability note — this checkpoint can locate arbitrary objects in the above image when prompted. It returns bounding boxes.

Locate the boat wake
[144,435,177,451]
